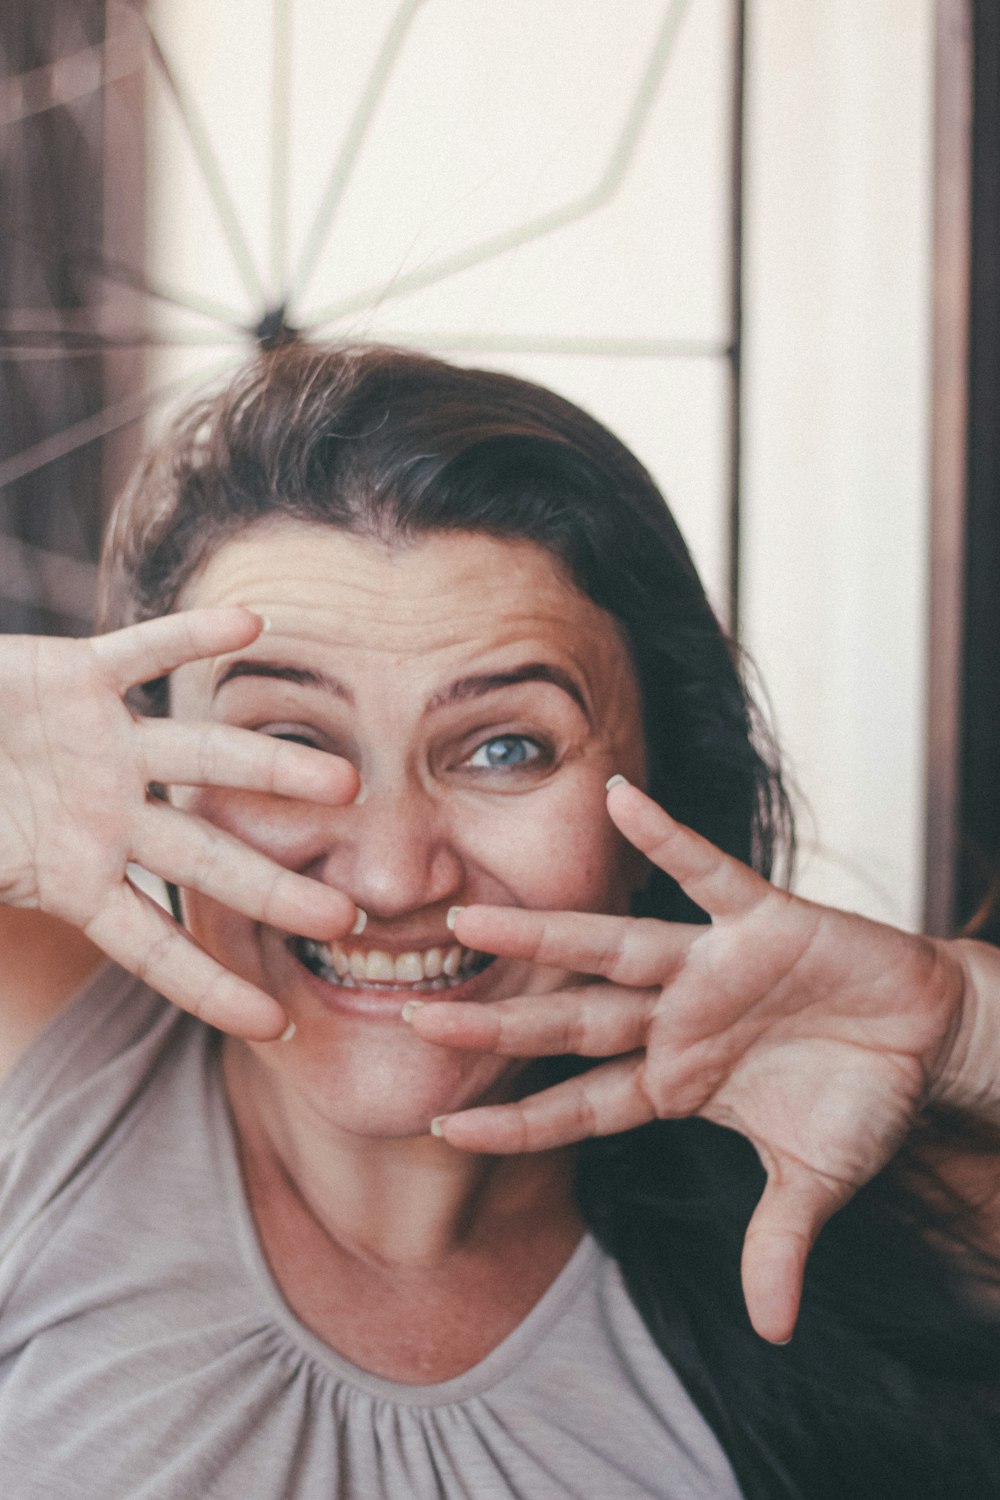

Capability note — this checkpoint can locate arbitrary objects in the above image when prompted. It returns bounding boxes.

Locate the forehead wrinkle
[212,659,355,704]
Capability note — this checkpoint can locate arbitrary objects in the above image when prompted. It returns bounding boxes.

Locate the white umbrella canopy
[1,0,740,624]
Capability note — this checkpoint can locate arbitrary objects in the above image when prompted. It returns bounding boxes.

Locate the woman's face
[170,520,646,1138]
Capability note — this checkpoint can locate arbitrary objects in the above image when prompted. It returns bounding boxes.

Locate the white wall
[742,0,934,925]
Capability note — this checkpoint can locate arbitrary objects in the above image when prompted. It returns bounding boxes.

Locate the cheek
[458,784,636,916]
[179,779,639,917]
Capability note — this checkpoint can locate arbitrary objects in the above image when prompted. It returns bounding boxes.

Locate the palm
[1,634,155,918]
[641,891,954,1192]
[0,611,360,1035]
[409,781,964,1341]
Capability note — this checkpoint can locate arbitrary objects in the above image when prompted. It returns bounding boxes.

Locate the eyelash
[261,726,324,750]
[464,734,549,772]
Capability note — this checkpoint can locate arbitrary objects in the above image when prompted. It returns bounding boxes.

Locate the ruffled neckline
[207,1040,599,1408]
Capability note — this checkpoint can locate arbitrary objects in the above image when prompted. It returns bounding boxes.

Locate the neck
[222,1040,580,1269]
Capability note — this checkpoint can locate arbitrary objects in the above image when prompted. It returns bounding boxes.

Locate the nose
[312,781,464,921]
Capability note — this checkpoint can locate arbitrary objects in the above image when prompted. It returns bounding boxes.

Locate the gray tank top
[0,964,742,1499]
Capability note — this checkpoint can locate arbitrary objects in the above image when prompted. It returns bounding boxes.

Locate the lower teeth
[315,970,462,992]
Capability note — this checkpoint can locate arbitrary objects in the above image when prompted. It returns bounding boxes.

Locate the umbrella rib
[0,328,247,355]
[305,0,690,328]
[289,0,427,310]
[92,251,251,329]
[0,310,245,342]
[0,216,249,330]
[0,360,235,492]
[358,331,731,360]
[269,0,294,304]
[132,5,268,312]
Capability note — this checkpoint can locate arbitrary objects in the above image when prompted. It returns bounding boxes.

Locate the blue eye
[467,735,541,769]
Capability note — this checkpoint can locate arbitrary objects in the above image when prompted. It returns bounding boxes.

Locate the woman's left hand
[407,779,972,1344]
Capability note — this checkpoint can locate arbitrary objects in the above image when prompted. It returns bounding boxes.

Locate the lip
[287,939,501,1021]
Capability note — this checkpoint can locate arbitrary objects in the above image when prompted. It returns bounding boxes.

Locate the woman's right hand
[0,608,360,1037]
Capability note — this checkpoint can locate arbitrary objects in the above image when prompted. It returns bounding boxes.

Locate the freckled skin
[170,522,646,1139]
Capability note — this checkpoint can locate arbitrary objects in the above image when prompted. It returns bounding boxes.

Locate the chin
[257,1024,520,1143]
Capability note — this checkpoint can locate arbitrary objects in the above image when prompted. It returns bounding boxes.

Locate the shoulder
[0,909,106,1082]
[0,955,184,1135]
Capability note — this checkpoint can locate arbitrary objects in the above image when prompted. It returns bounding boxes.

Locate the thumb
[740,1166,845,1344]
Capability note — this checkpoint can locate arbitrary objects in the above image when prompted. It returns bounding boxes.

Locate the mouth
[290,937,496,993]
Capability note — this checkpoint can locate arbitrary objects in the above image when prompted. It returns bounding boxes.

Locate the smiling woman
[0,342,999,1499]
[171,524,644,1144]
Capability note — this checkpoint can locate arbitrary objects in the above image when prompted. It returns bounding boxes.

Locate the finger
[408,984,657,1056]
[90,607,264,692]
[433,1054,654,1153]
[451,904,697,988]
[85,883,288,1039]
[607,779,771,919]
[131,800,358,938]
[138,720,360,803]
[740,1166,846,1344]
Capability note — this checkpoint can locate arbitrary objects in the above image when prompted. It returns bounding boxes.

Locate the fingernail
[351,908,368,936]
[446,905,464,932]
[279,1020,296,1042]
[430,1115,448,1137]
[401,999,424,1024]
[772,1336,792,1347]
[351,781,368,805]
[258,614,272,633]
[605,774,629,792]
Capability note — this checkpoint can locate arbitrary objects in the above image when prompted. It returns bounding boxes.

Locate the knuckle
[256,866,289,922]
[199,965,237,1022]
[263,740,288,795]
[188,833,228,894]
[132,928,176,988]
[196,730,220,786]
[565,1079,599,1139]
[567,1010,590,1053]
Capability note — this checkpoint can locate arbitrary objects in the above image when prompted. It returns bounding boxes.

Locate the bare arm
[928,937,1000,1123]
[0,909,105,1074]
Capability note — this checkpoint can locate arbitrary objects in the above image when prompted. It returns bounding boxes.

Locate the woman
[0,342,998,1498]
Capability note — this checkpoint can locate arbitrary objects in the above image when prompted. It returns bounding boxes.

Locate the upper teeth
[298,939,481,986]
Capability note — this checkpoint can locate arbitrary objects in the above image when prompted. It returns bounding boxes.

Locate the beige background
[143,0,934,927]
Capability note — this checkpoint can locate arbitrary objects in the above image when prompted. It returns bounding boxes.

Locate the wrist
[926,938,1000,1124]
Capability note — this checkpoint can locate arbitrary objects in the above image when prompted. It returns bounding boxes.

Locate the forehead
[179,521,626,677]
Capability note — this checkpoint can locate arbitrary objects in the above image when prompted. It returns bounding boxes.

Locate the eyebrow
[427,663,590,720]
[213,660,354,703]
[213,658,589,720]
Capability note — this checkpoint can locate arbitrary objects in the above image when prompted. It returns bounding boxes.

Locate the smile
[292,938,495,992]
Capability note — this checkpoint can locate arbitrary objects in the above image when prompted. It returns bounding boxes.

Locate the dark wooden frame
[956,0,1000,941]
[925,0,973,935]
[926,0,1000,941]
